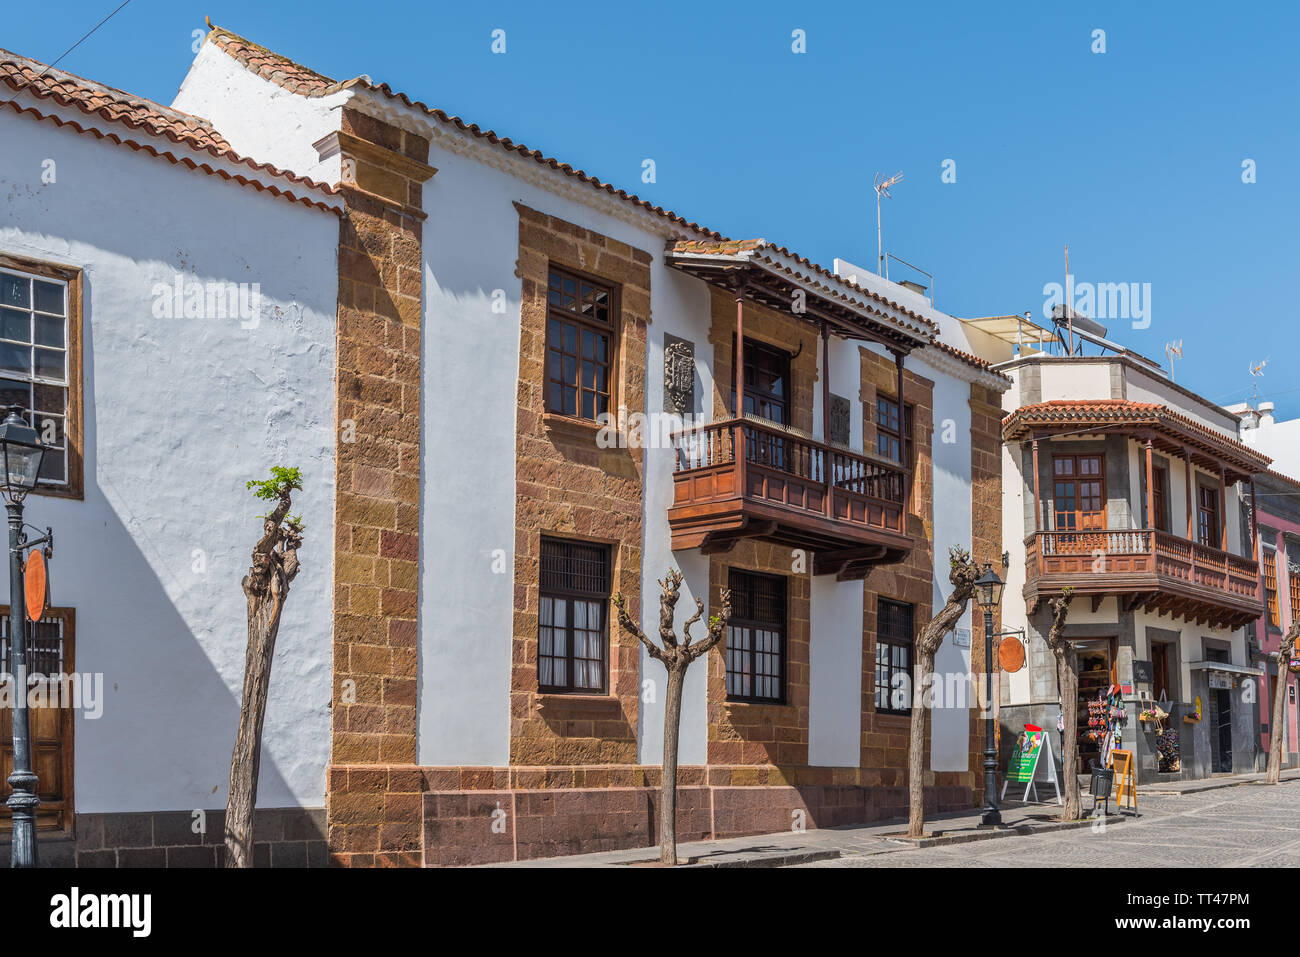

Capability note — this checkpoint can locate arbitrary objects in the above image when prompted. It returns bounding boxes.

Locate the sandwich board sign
[1001,725,1062,805]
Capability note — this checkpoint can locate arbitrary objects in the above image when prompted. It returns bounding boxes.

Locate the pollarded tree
[1266,621,1300,784]
[1043,589,1080,819]
[225,466,304,868]
[613,569,731,865]
[907,547,979,838]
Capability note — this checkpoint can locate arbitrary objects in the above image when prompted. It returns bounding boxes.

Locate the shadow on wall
[43,262,325,822]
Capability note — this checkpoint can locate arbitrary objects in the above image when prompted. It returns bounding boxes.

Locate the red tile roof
[0,47,340,212]
[206,24,723,239]
[928,340,1012,383]
[1003,399,1271,472]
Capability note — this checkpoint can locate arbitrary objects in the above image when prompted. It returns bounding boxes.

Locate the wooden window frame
[1150,639,1176,703]
[1141,463,1170,532]
[725,569,787,704]
[875,598,915,715]
[1288,553,1300,631]
[1197,482,1221,549]
[1263,547,1281,631]
[0,253,84,500]
[544,264,619,424]
[1052,453,1106,531]
[0,606,75,836]
[729,335,791,426]
[537,537,611,695]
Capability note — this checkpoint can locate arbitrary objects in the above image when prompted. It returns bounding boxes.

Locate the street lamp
[974,562,1005,827]
[0,406,45,868]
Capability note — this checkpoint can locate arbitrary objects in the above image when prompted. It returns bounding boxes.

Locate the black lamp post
[974,562,1005,828]
[0,406,46,868]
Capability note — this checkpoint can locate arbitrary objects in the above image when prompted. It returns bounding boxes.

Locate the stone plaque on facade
[664,334,694,415]
[828,394,851,446]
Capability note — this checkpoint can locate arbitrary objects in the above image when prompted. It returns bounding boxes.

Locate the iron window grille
[726,569,787,703]
[538,537,611,694]
[0,615,65,680]
[875,598,914,714]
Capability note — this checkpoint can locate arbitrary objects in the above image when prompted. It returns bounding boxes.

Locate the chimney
[1260,401,1275,428]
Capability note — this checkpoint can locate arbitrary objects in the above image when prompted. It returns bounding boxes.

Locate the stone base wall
[63,807,327,867]
[424,778,974,865]
[331,763,975,866]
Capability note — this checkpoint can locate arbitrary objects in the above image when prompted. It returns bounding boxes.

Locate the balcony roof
[666,239,937,352]
[1003,399,1272,480]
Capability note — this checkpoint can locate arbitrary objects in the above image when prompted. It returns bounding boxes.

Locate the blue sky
[7,1,1295,415]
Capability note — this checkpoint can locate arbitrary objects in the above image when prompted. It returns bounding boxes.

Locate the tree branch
[612,592,668,664]
[685,588,731,663]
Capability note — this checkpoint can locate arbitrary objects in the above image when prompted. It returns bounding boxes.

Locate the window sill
[542,413,606,437]
[723,698,791,710]
[536,693,623,717]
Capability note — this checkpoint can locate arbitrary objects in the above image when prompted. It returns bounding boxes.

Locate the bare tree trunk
[1053,643,1081,819]
[614,569,730,867]
[907,646,936,838]
[224,593,285,867]
[1044,592,1080,819]
[660,665,685,864]
[906,548,978,839]
[224,475,302,868]
[1267,626,1299,784]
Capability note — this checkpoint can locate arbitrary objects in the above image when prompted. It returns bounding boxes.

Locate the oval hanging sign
[998,635,1026,673]
[24,550,47,622]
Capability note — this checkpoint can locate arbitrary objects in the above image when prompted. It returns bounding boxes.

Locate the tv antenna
[1250,357,1269,403]
[874,171,903,278]
[1165,340,1183,382]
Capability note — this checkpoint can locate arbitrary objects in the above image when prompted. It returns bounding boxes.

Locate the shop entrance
[1210,688,1232,773]
[1074,638,1117,773]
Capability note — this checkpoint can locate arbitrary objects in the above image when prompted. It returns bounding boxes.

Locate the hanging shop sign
[1208,671,1232,690]
[23,549,47,621]
[998,636,1025,673]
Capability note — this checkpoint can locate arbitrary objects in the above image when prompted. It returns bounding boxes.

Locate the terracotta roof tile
[928,340,1012,383]
[1003,399,1271,471]
[0,47,339,212]
[206,23,725,239]
[668,238,937,341]
[0,48,233,153]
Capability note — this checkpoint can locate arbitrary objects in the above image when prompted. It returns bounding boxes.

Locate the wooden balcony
[668,417,912,579]
[1024,529,1262,629]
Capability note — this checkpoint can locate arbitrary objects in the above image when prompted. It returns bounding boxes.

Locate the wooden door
[0,610,74,834]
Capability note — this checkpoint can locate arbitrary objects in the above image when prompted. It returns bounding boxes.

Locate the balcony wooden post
[1144,436,1155,532]
[1219,463,1228,550]
[734,278,746,488]
[1184,448,1194,540]
[1031,437,1041,532]
[1250,475,1260,562]
[821,321,832,517]
[893,348,908,528]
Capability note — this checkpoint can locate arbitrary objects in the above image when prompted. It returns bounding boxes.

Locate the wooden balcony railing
[669,417,910,558]
[1024,527,1262,628]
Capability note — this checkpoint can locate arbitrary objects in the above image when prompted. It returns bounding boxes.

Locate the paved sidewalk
[485,766,1300,868]
[484,802,1121,868]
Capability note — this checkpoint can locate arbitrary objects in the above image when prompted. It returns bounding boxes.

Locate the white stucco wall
[0,108,338,812]
[173,42,349,185]
[410,129,706,766]
[920,357,974,771]
[807,329,869,767]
